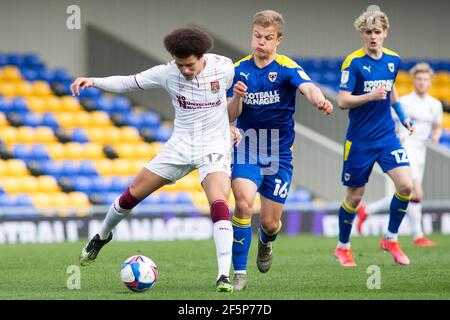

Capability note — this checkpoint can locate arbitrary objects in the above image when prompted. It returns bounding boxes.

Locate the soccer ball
[120,255,158,292]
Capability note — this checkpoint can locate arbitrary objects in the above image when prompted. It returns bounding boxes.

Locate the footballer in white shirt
[71,27,240,292]
[358,63,443,247]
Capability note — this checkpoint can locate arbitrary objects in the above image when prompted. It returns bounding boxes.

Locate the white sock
[99,198,132,240]
[213,220,233,280]
[337,241,350,249]
[385,231,398,242]
[408,202,424,240]
[234,270,247,275]
[366,196,391,215]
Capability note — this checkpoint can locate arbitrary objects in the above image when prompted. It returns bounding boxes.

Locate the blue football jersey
[227,54,311,159]
[339,48,401,142]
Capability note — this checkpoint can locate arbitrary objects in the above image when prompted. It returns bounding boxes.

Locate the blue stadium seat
[158,192,176,204]
[176,191,193,205]
[61,160,79,176]
[21,68,39,81]
[30,144,49,160]
[78,87,102,99]
[0,53,7,66]
[73,176,93,194]
[11,97,29,113]
[113,96,132,113]
[0,194,16,207]
[96,97,114,113]
[37,69,55,83]
[24,53,44,69]
[16,194,34,207]
[0,96,11,113]
[142,111,161,129]
[125,112,144,129]
[71,128,89,143]
[42,160,62,178]
[23,113,42,127]
[155,127,172,142]
[110,176,129,193]
[7,53,24,66]
[53,68,72,82]
[42,112,59,129]
[79,160,98,176]
[91,177,111,193]
[13,144,31,160]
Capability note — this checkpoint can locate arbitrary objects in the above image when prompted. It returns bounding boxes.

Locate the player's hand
[70,77,95,96]
[233,81,247,99]
[230,126,242,146]
[371,86,388,100]
[403,118,415,135]
[316,99,333,115]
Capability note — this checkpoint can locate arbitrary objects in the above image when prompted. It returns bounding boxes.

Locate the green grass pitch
[0,234,449,300]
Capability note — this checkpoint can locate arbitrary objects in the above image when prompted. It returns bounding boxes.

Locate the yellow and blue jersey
[227,54,312,158]
[339,48,401,143]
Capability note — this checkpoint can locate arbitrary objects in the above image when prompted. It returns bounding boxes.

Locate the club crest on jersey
[210,80,220,93]
[388,63,395,73]
[268,72,277,82]
[341,71,349,84]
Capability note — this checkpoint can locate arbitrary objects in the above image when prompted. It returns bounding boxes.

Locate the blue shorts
[342,137,410,188]
[231,161,293,204]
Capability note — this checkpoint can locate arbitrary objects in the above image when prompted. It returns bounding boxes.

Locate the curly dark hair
[163,27,213,59]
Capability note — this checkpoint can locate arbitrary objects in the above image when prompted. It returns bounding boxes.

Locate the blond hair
[410,62,434,77]
[354,5,390,31]
[253,10,284,37]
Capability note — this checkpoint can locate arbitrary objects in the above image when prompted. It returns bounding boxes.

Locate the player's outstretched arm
[391,86,415,135]
[338,86,387,110]
[71,75,139,96]
[298,82,333,115]
[227,81,246,122]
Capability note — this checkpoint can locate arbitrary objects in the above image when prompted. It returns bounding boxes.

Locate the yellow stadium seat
[35,126,56,143]
[73,111,92,127]
[65,142,84,159]
[83,143,104,159]
[0,113,7,127]
[395,71,412,85]
[17,127,36,143]
[1,177,20,193]
[90,111,112,127]
[51,193,69,208]
[26,96,46,112]
[0,127,17,144]
[31,193,52,209]
[119,127,141,143]
[37,176,60,193]
[32,81,52,96]
[151,142,164,153]
[68,192,90,207]
[134,143,155,159]
[0,82,16,98]
[5,159,28,176]
[55,111,75,128]
[43,96,61,112]
[15,81,34,97]
[19,176,39,193]
[435,72,450,85]
[442,113,450,129]
[131,159,146,173]
[191,191,209,211]
[94,159,114,175]
[2,66,22,81]
[85,127,106,144]
[115,144,136,158]
[112,159,133,175]
[60,96,81,112]
[103,127,121,144]
[46,143,66,160]
[0,160,6,175]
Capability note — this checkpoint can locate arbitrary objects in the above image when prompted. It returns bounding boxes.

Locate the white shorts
[403,142,426,183]
[144,142,231,183]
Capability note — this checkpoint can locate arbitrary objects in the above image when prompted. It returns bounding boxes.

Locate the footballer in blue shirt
[335,6,415,267]
[227,10,333,291]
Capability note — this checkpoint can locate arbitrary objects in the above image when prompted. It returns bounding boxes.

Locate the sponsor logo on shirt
[243,90,280,105]
[210,80,220,93]
[176,95,222,109]
[363,79,394,93]
[388,63,395,73]
[268,72,277,82]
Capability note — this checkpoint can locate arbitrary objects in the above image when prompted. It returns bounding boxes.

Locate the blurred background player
[227,10,333,290]
[357,62,443,247]
[336,6,415,267]
[71,27,239,292]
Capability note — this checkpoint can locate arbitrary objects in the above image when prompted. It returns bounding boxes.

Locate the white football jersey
[397,91,443,144]
[135,54,234,160]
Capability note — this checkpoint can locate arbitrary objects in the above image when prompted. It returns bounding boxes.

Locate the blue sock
[338,201,357,244]
[259,222,282,244]
[232,215,252,272]
[388,192,411,234]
